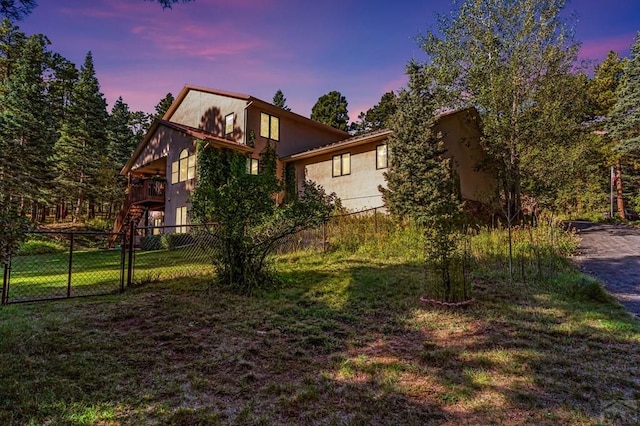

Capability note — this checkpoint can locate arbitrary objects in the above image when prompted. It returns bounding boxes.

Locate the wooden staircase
[110,179,165,246]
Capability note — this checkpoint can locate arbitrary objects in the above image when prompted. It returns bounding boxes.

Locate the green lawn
[6,246,213,302]
[1,247,638,424]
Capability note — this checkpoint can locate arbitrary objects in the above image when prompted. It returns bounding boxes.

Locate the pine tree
[310,90,349,131]
[350,91,397,135]
[381,63,465,302]
[272,89,291,111]
[607,33,640,218]
[0,34,57,208]
[54,52,109,221]
[154,92,174,118]
[0,18,26,86]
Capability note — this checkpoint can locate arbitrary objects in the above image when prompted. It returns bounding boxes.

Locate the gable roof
[282,107,480,162]
[165,85,349,138]
[121,119,252,175]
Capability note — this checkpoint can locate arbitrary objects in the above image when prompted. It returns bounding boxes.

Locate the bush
[86,217,111,232]
[17,239,67,256]
[140,235,163,251]
[161,233,196,250]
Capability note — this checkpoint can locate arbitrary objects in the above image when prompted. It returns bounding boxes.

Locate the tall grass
[324,212,579,301]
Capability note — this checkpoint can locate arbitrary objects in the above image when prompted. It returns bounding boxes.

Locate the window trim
[176,206,188,234]
[260,112,280,141]
[171,149,196,184]
[332,152,351,177]
[246,157,259,175]
[376,144,388,170]
[225,113,234,137]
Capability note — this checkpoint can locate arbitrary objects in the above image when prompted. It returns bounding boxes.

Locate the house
[114,85,495,236]
[114,85,348,235]
[283,108,496,211]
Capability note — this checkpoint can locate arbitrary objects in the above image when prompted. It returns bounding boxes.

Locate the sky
[18,0,640,119]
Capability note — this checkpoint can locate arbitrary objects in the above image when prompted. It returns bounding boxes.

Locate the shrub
[568,276,615,304]
[161,233,196,250]
[86,217,111,232]
[17,239,67,256]
[140,235,163,251]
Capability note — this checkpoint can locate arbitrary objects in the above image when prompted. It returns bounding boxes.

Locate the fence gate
[2,230,128,304]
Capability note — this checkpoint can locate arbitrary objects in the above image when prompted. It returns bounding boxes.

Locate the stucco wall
[436,111,496,203]
[297,141,387,211]
[246,105,346,158]
[164,136,197,229]
[170,91,247,143]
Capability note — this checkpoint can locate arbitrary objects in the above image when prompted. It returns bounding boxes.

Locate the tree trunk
[616,158,625,219]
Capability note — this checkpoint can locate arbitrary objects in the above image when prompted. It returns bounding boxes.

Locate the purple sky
[20,0,640,118]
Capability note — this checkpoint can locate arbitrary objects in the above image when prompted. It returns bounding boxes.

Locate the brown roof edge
[120,119,252,175]
[162,84,349,138]
[282,129,392,162]
[281,107,480,162]
[163,85,252,121]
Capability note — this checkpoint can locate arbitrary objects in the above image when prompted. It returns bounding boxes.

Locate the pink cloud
[579,33,636,61]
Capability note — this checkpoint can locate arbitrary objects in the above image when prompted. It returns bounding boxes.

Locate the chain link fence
[2,230,126,304]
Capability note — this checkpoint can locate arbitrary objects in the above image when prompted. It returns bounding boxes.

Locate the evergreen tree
[0,18,26,86]
[154,92,174,118]
[272,89,291,111]
[607,33,640,218]
[350,91,397,135]
[108,97,137,169]
[310,90,349,131]
[589,51,625,119]
[54,51,109,221]
[0,33,55,262]
[381,63,465,302]
[0,34,56,207]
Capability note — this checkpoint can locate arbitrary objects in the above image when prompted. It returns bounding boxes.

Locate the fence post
[374,208,378,233]
[322,222,327,253]
[67,233,74,298]
[119,231,126,293]
[2,261,9,305]
[127,221,135,287]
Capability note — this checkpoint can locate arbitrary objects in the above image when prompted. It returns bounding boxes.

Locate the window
[176,206,188,234]
[171,149,196,184]
[225,113,234,137]
[246,157,259,175]
[376,144,388,169]
[332,153,351,177]
[260,112,280,141]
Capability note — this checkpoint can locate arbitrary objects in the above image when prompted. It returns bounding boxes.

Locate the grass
[1,223,639,425]
[6,245,213,302]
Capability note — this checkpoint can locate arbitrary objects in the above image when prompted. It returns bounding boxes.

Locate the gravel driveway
[570,221,640,317]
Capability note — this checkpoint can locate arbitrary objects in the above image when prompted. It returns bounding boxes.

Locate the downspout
[243,101,254,145]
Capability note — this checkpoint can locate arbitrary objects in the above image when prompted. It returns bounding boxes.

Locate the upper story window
[332,153,351,177]
[171,149,196,184]
[376,144,388,169]
[246,158,259,175]
[225,113,234,137]
[260,112,280,141]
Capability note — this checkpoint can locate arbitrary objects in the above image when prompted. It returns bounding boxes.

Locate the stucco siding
[299,142,386,211]
[170,91,247,143]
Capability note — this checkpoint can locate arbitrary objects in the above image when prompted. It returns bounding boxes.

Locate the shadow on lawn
[1,258,638,424]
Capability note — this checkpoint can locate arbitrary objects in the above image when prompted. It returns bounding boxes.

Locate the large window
[260,112,280,141]
[225,113,234,137]
[246,157,259,175]
[171,149,196,184]
[176,206,188,234]
[376,144,388,169]
[332,153,351,177]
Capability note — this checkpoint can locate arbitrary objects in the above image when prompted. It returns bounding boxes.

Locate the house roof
[121,119,252,175]
[282,128,392,162]
[283,107,480,162]
[165,85,349,138]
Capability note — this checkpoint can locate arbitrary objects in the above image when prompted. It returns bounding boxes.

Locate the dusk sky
[19,0,640,119]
